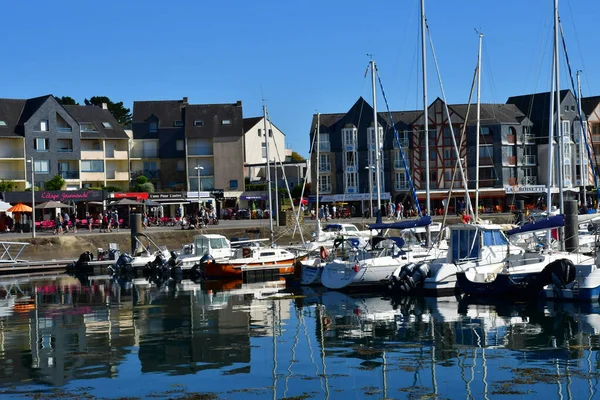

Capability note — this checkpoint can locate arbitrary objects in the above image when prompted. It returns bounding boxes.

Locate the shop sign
[504,185,546,194]
[308,193,391,202]
[113,192,149,200]
[150,192,186,200]
[3,190,105,203]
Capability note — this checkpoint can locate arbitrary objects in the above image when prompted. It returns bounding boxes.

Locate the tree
[130,175,155,193]
[0,179,16,192]
[290,184,304,199]
[44,175,66,190]
[85,96,132,125]
[291,152,305,162]
[57,96,78,105]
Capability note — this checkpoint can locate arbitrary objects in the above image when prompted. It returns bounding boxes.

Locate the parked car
[235,209,251,220]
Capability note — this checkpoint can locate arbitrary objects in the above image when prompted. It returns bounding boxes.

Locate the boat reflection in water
[0,275,599,399]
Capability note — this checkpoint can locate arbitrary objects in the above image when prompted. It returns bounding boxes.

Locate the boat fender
[320,246,329,260]
[353,263,360,272]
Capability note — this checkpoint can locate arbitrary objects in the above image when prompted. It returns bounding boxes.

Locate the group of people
[53,211,77,234]
[385,202,405,220]
[180,206,218,229]
[84,210,120,233]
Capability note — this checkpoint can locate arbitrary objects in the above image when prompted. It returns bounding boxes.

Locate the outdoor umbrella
[144,199,162,207]
[35,201,72,209]
[7,203,32,213]
[109,198,144,206]
[0,200,11,212]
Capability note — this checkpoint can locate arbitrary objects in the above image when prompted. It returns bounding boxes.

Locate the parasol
[35,201,72,209]
[7,203,32,213]
[109,198,144,206]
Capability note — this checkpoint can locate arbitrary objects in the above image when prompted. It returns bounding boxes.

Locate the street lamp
[27,157,36,238]
[195,165,204,210]
[365,166,374,219]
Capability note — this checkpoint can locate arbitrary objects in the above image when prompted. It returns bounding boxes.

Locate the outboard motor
[389,262,430,293]
[529,259,576,292]
[96,248,108,261]
[110,253,134,277]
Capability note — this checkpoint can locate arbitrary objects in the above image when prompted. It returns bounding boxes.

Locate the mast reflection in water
[0,275,599,399]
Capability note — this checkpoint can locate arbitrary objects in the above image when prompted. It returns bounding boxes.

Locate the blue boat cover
[368,216,432,231]
[506,214,564,236]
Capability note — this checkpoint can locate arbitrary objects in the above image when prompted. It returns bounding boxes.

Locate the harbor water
[0,275,599,399]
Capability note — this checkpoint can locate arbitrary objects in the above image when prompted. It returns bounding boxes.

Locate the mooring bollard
[130,213,143,255]
[564,200,578,253]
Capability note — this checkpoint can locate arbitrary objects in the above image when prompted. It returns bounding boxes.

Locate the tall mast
[370,59,382,217]
[315,113,321,236]
[577,71,587,207]
[421,0,431,243]
[263,105,274,244]
[554,0,564,248]
[475,32,483,222]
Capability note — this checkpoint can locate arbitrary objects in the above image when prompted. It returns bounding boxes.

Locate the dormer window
[102,122,112,129]
[149,121,158,132]
[81,123,97,132]
[40,120,49,131]
[221,119,231,126]
[173,120,183,127]
[194,120,204,127]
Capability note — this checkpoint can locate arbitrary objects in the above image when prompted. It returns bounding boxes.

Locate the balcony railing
[395,183,409,190]
[106,171,129,180]
[394,161,404,169]
[105,149,128,159]
[0,170,25,180]
[59,171,80,180]
[132,169,160,180]
[319,164,331,172]
[81,150,104,160]
[319,142,330,152]
[523,155,537,165]
[0,149,24,158]
[57,147,73,152]
[57,127,72,133]
[130,148,158,158]
[521,176,538,185]
[188,147,213,156]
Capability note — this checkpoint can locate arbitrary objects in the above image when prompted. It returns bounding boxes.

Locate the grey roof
[16,95,52,129]
[507,89,572,121]
[63,105,128,139]
[582,96,600,118]
[0,98,26,138]
[243,116,263,133]
[184,102,244,138]
[450,103,527,125]
[132,100,184,127]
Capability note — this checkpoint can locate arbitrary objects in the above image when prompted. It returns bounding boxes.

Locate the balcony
[521,176,538,185]
[106,171,129,180]
[80,172,105,181]
[188,147,213,156]
[319,164,331,172]
[319,142,330,152]
[81,150,104,160]
[505,156,516,166]
[105,149,128,159]
[0,170,25,180]
[59,171,80,180]
[523,155,537,165]
[57,127,72,133]
[395,182,409,190]
[130,148,158,158]
[132,169,160,180]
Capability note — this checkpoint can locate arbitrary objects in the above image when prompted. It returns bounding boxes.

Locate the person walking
[111,210,119,232]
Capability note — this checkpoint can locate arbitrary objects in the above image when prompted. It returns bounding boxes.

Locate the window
[345,172,357,192]
[176,140,184,151]
[261,142,267,158]
[230,179,238,189]
[319,154,330,171]
[395,171,408,190]
[342,128,357,147]
[81,123,96,132]
[345,151,356,167]
[481,127,491,135]
[257,128,262,136]
[173,120,183,127]
[562,120,571,135]
[571,105,576,111]
[102,122,113,129]
[34,160,49,173]
[481,146,493,158]
[81,160,104,172]
[319,133,330,152]
[268,129,272,137]
[176,160,185,171]
[149,121,158,132]
[194,120,204,127]
[221,119,231,125]
[564,105,569,112]
[318,175,331,193]
[39,120,49,131]
[0,120,6,126]
[34,138,49,151]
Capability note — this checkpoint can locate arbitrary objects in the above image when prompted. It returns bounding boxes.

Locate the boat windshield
[210,237,229,249]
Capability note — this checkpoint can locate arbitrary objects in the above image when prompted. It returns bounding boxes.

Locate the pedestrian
[332,204,337,219]
[111,210,119,231]
[86,212,92,231]
[102,212,109,233]
[62,211,70,233]
[71,211,77,233]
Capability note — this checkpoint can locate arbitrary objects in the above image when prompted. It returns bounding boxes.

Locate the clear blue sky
[1,0,597,158]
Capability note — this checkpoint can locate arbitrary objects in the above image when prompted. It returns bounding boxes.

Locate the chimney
[236,100,242,107]
[183,96,189,105]
[101,103,108,110]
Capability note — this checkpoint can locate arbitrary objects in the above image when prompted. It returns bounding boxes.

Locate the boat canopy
[370,236,405,249]
[506,214,564,236]
[368,216,432,231]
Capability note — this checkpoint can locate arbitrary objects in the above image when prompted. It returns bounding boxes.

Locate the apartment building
[131,97,245,193]
[0,95,128,191]
[582,96,600,183]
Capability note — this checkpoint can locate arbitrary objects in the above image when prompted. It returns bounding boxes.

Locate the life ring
[320,246,329,260]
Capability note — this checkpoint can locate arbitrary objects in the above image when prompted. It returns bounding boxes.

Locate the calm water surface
[0,274,599,399]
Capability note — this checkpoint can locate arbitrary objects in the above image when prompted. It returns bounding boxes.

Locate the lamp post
[195,165,204,211]
[365,166,374,219]
[27,157,36,238]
